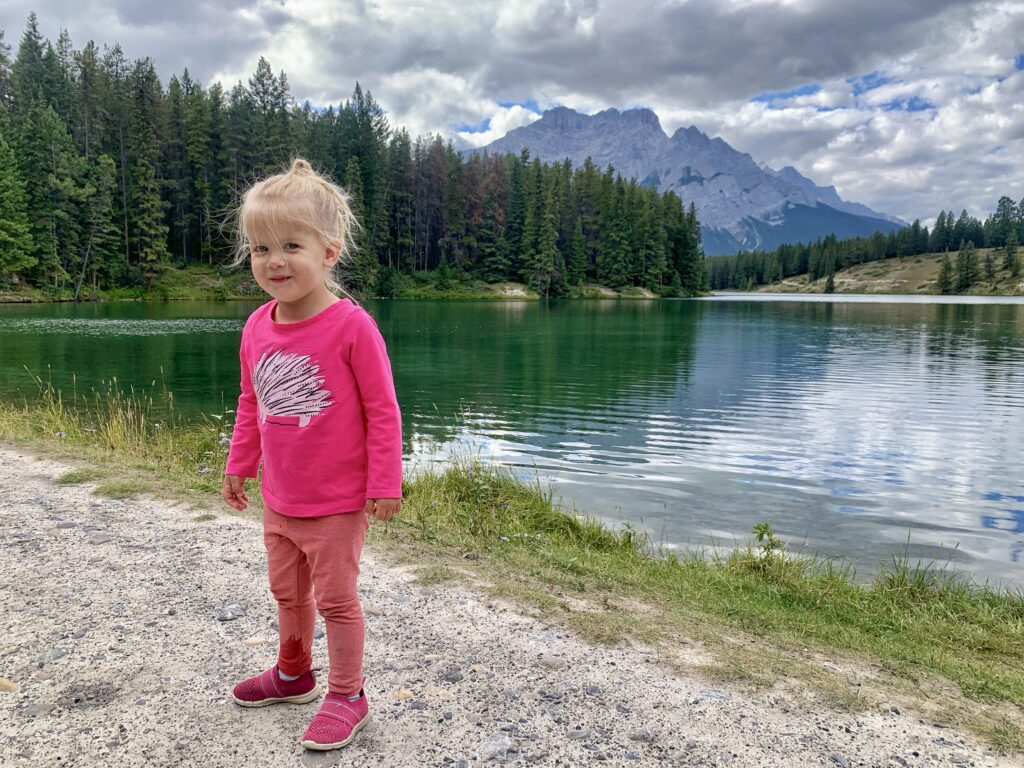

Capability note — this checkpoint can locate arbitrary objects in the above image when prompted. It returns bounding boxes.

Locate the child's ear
[324,237,342,267]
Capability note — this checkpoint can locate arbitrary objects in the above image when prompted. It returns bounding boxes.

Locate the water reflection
[1,296,1022,585]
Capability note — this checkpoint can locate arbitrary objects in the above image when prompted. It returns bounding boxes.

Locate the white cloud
[3,0,1023,222]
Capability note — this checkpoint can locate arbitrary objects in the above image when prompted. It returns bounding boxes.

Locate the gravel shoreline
[0,446,1016,768]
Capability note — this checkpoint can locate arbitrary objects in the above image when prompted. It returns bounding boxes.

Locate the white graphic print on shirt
[252,349,334,428]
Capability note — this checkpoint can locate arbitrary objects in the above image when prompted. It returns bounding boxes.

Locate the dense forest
[709,199,1023,292]
[0,15,707,299]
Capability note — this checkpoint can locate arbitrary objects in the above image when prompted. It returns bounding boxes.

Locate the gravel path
[0,446,1015,768]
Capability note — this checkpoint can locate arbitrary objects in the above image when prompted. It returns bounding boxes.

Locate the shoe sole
[300,713,370,750]
[233,685,321,708]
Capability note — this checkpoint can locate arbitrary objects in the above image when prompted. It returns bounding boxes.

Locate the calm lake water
[2,295,1023,586]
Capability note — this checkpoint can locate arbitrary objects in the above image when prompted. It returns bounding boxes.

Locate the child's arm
[347,310,403,503]
[224,325,262,506]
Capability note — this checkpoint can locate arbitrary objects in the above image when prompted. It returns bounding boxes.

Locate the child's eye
[250,245,267,254]
[284,242,300,251]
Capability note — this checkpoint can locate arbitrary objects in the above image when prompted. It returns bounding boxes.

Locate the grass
[1,377,1022,751]
[761,249,1024,295]
[54,468,103,485]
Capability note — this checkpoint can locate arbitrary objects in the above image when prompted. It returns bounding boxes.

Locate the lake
[2,295,1023,586]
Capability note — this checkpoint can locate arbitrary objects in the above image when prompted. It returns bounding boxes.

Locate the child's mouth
[270,276,291,283]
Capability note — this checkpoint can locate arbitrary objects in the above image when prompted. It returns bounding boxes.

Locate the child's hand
[365,497,401,522]
[223,474,249,511]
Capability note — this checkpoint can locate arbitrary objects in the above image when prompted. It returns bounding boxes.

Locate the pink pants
[263,505,369,695]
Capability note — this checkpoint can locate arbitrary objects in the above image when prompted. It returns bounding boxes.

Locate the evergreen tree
[344,156,377,292]
[127,58,169,288]
[824,271,835,294]
[568,216,586,286]
[937,251,954,294]
[1004,227,1019,278]
[0,130,35,278]
[955,240,978,293]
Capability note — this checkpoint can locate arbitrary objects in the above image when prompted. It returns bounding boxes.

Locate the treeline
[0,15,706,298]
[709,200,1023,291]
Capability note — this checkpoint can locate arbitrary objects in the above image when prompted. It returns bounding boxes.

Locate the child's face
[248,224,339,306]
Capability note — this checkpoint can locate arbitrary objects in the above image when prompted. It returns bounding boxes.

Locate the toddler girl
[222,158,402,751]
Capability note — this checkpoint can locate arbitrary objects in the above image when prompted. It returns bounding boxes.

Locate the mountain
[477,107,904,255]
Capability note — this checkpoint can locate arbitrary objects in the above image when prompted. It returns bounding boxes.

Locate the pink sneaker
[232,665,320,707]
[300,688,370,751]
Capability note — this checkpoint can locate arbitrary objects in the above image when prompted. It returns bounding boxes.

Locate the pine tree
[955,239,978,292]
[0,130,35,278]
[0,30,13,113]
[937,251,954,294]
[344,156,377,292]
[568,216,587,286]
[824,270,835,294]
[1003,227,1019,278]
[127,58,169,288]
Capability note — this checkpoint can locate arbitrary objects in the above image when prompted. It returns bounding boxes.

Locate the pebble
[393,689,414,700]
[586,685,603,696]
[216,604,245,621]
[700,688,730,701]
[567,727,593,740]
[37,647,67,664]
[478,731,517,763]
[72,627,89,639]
[0,677,19,693]
[538,654,565,670]
[628,728,655,743]
[365,605,383,616]
[409,700,427,710]
[88,533,112,545]
[33,670,55,681]
[442,667,464,683]
[56,521,77,529]
[830,754,851,768]
[243,637,266,647]
[314,627,325,639]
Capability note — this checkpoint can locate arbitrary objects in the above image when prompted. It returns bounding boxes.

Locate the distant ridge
[478,107,903,255]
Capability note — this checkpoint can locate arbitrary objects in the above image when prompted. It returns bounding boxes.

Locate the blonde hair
[230,158,360,295]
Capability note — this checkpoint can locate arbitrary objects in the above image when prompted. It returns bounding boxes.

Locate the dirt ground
[1,446,1015,768]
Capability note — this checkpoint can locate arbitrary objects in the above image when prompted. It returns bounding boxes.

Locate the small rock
[314,627,325,640]
[56,521,77,529]
[37,647,67,664]
[700,688,730,701]
[889,705,901,715]
[478,731,517,763]
[586,685,603,696]
[365,606,383,616]
[167,607,176,616]
[216,604,245,621]
[538,654,565,670]
[3,646,17,655]
[628,728,655,743]
[442,668,464,683]
[88,533,112,545]
[950,756,969,766]
[567,727,593,740]
[71,627,89,639]
[409,700,427,710]
[391,594,411,604]
[0,677,19,693]
[243,637,266,647]
[393,689,414,700]
[33,670,55,681]
[830,754,850,768]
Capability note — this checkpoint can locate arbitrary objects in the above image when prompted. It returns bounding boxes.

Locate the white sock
[347,691,362,702]
[278,669,300,681]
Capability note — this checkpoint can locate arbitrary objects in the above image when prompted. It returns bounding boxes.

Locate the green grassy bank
[1,381,1022,751]
[0,265,670,303]
[760,249,1024,295]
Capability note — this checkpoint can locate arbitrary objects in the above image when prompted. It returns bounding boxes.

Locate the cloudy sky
[3,0,1023,223]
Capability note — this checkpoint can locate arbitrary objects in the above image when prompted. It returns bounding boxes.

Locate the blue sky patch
[455,117,492,133]
[498,98,542,113]
[882,95,935,112]
[750,83,820,107]
[848,70,896,96]
[1016,53,1024,70]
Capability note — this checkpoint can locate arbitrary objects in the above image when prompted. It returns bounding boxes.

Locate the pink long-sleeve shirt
[225,298,403,517]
